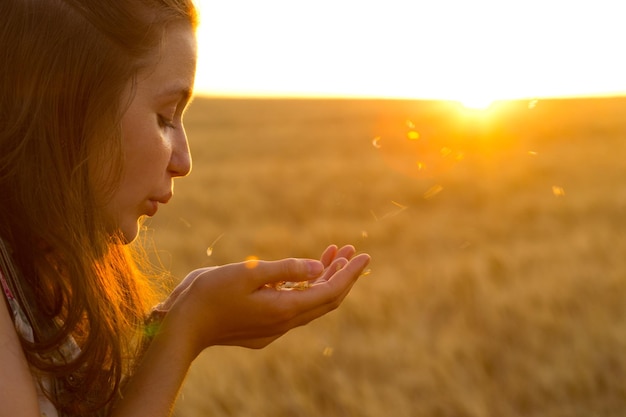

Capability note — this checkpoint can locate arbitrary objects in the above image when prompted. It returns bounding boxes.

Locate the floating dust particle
[440,147,452,157]
[206,233,225,257]
[528,99,539,109]
[406,119,415,129]
[244,255,260,269]
[371,201,408,222]
[360,268,372,277]
[179,217,192,228]
[323,347,334,357]
[374,200,408,221]
[552,186,566,197]
[416,161,425,171]
[372,136,382,149]
[528,151,538,156]
[424,185,444,200]
[391,200,407,210]
[407,131,420,140]
[361,230,368,239]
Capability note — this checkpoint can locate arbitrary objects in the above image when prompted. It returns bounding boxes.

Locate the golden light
[457,97,495,111]
[192,1,626,102]
[244,255,260,269]
[407,131,420,140]
[552,186,566,197]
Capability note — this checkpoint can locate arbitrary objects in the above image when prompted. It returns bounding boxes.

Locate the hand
[156,266,217,312]
[160,245,370,358]
[160,245,361,310]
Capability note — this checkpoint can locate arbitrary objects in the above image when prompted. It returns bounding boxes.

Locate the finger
[310,244,358,285]
[335,245,356,260]
[320,244,355,268]
[317,257,350,283]
[326,253,370,284]
[312,253,370,311]
[225,258,325,288]
[272,254,371,330]
[280,253,370,314]
[320,244,338,267]
[315,249,362,284]
[249,254,370,342]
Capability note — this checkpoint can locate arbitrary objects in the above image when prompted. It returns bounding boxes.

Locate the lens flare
[552,186,566,197]
[245,255,260,269]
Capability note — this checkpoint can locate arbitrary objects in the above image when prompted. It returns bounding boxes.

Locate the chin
[117,220,141,244]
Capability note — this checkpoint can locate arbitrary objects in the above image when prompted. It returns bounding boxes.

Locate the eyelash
[158,114,176,129]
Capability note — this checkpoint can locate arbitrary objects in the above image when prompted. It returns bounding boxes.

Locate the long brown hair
[0,0,198,414]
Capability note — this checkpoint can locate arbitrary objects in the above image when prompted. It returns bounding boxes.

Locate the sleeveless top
[0,240,81,417]
[0,270,65,416]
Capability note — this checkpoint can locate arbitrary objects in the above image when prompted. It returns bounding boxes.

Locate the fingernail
[307,260,324,277]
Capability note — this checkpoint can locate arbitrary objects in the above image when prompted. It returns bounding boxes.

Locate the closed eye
[157,114,176,129]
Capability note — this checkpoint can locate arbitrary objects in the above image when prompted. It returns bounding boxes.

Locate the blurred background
[149,1,626,415]
[192,0,626,104]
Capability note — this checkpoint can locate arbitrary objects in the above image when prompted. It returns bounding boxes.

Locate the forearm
[108,249,370,416]
[110,323,196,417]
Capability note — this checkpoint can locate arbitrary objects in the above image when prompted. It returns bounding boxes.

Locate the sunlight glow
[457,97,495,111]
[244,255,260,269]
[194,0,626,101]
[407,131,420,140]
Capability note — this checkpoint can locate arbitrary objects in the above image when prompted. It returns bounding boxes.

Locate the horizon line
[193,91,626,102]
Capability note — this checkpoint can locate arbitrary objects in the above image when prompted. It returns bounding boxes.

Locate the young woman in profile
[0,1,370,416]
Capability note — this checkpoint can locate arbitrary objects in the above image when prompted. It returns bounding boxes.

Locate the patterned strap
[0,238,19,300]
[0,237,41,336]
[0,269,15,300]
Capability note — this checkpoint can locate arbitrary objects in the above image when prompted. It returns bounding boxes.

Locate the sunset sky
[193,0,626,106]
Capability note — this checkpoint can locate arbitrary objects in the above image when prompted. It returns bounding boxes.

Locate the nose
[168,128,192,177]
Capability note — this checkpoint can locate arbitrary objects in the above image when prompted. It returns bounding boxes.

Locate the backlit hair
[0,0,197,414]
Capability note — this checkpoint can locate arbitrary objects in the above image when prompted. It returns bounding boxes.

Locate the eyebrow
[156,87,195,113]
[157,85,194,104]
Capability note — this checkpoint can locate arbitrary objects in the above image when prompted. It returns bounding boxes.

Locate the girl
[0,0,371,416]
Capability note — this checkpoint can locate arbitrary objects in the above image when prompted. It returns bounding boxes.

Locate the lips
[155,192,173,205]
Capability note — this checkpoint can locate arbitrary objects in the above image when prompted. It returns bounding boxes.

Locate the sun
[457,96,495,110]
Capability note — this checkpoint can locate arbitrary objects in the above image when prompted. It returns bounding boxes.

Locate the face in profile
[102,22,197,242]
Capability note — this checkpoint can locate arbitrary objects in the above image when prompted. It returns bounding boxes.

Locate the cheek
[121,119,169,169]
[123,136,172,176]
[88,136,123,207]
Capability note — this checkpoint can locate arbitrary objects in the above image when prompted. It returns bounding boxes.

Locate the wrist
[144,306,168,339]
[151,303,208,364]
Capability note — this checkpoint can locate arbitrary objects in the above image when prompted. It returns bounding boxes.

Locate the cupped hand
[160,245,370,358]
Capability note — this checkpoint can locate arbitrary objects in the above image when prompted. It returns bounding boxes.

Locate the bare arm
[111,245,370,417]
[0,294,41,417]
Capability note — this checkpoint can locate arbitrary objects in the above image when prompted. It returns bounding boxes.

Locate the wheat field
[145,97,626,416]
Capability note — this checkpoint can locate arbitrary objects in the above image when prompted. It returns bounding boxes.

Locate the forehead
[136,22,197,97]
